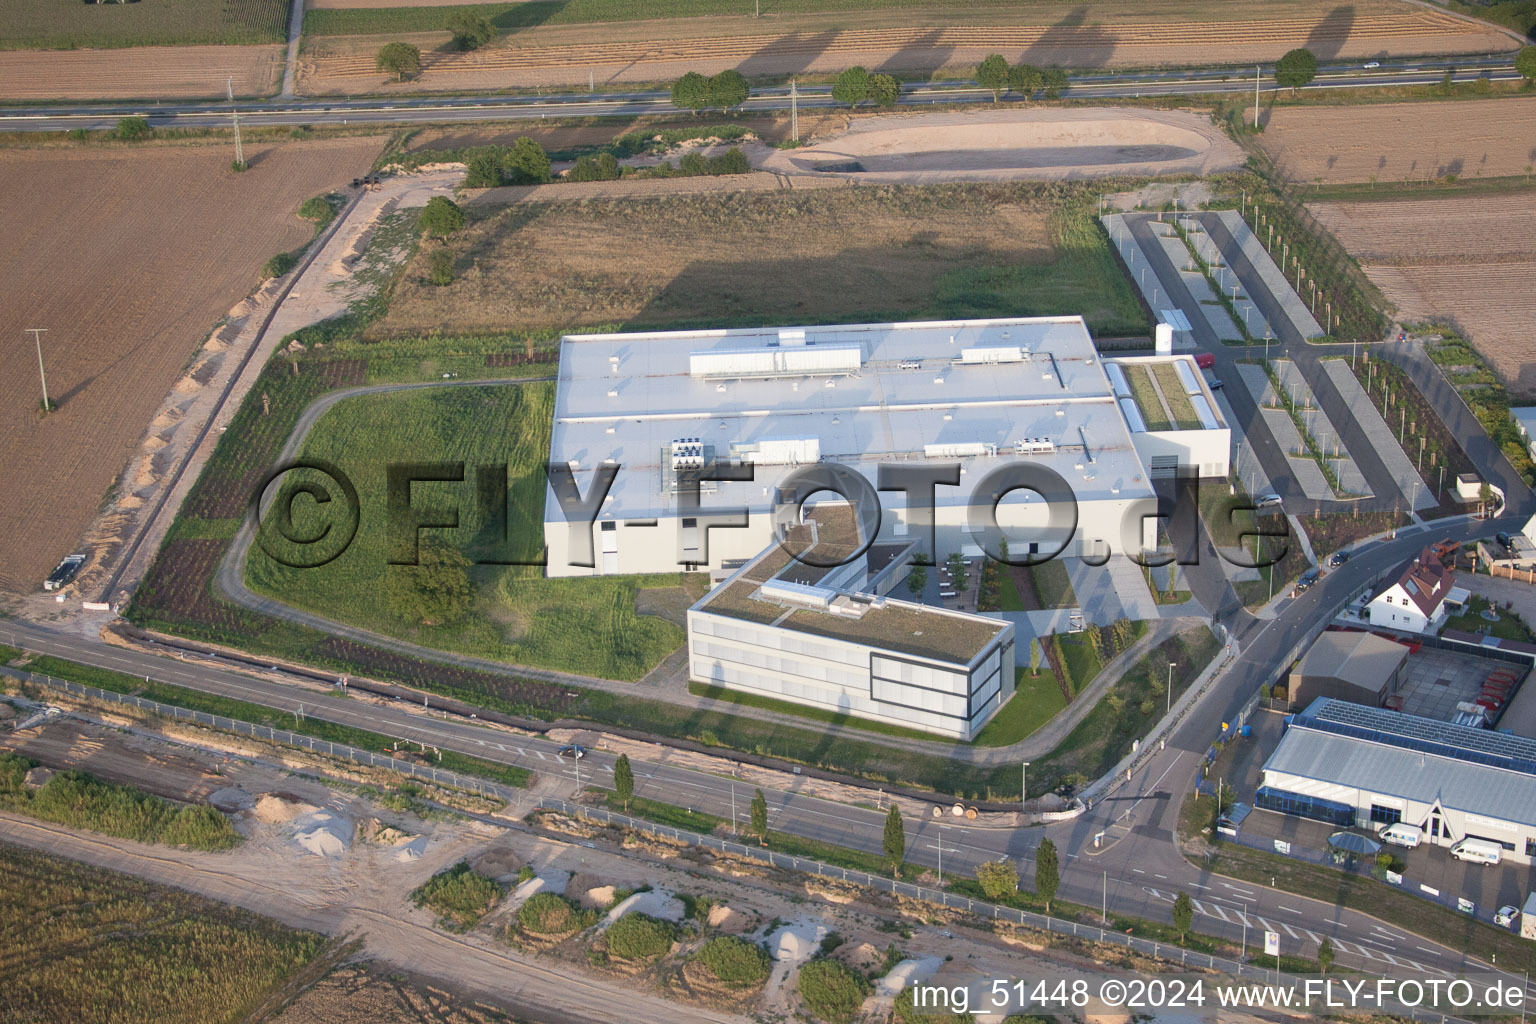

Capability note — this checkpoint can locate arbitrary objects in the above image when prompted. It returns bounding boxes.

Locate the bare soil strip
[0,44,282,100]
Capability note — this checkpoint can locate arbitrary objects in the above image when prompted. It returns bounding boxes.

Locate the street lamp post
[1167,662,1177,714]
[1022,761,1030,814]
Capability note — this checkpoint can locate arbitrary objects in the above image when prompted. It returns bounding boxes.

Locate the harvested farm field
[295,0,1510,94]
[0,44,282,101]
[1259,97,1536,184]
[0,138,382,596]
[1310,193,1536,390]
[376,182,1147,338]
[0,0,287,48]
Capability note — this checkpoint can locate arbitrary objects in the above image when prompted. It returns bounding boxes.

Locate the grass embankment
[0,753,240,851]
[16,655,531,789]
[1024,626,1216,797]
[244,383,688,682]
[971,670,1067,747]
[0,844,326,1024]
[686,683,953,743]
[594,792,923,881]
[0,0,287,47]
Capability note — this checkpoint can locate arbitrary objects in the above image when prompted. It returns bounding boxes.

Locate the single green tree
[976,53,1010,102]
[678,151,709,176]
[1009,62,1044,99]
[613,753,634,811]
[977,859,1019,901]
[906,564,927,596]
[1318,936,1335,973]
[671,71,711,113]
[946,551,968,591]
[385,539,472,625]
[1517,45,1536,84]
[1275,47,1318,94]
[869,72,901,108]
[708,69,750,110]
[376,42,422,82]
[418,195,465,240]
[882,804,905,873]
[1041,67,1068,98]
[425,248,454,286]
[505,137,551,184]
[1029,637,1042,676]
[832,65,871,108]
[1034,837,1059,913]
[447,9,495,51]
[114,116,152,141]
[750,788,768,844]
[1172,891,1194,941]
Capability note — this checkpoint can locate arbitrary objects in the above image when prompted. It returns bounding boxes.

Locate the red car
[1194,353,1216,369]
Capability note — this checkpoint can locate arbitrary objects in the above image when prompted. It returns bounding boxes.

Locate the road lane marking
[1281,923,1299,939]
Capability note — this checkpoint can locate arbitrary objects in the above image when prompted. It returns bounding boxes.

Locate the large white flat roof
[546,316,1158,522]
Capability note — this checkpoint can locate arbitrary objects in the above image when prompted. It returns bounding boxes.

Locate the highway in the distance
[0,54,1518,132]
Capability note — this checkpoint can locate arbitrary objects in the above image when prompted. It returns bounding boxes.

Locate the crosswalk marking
[1281,922,1299,939]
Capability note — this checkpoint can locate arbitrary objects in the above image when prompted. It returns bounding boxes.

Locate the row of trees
[974,54,1068,103]
[671,69,750,113]
[831,66,902,108]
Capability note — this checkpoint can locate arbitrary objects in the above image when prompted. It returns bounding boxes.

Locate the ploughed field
[1309,192,1536,390]
[0,138,382,595]
[1258,97,1536,185]
[296,0,1509,93]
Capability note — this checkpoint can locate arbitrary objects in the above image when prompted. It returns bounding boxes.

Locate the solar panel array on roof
[1296,697,1536,776]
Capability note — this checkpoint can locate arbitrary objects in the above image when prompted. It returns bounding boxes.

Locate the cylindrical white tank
[1155,322,1173,354]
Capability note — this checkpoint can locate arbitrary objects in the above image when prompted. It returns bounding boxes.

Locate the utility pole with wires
[27,328,50,412]
[227,76,245,170]
[790,77,799,142]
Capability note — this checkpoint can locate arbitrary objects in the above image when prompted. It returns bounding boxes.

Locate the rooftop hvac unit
[731,436,821,465]
[778,328,807,346]
[1015,438,1056,455]
[757,579,835,609]
[669,437,706,470]
[924,442,997,459]
[688,343,860,378]
[959,345,1024,364]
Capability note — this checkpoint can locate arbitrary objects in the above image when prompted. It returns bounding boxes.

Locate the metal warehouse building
[1259,697,1536,863]
[543,316,1230,578]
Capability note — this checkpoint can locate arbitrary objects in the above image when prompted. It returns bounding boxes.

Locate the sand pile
[395,836,428,863]
[209,787,254,813]
[766,917,827,963]
[604,889,684,925]
[876,957,944,998]
[254,794,317,824]
[23,767,54,788]
[511,869,569,904]
[471,845,522,882]
[289,810,353,857]
[837,942,882,973]
[706,904,753,934]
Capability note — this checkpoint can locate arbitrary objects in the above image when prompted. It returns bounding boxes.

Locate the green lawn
[1053,634,1102,698]
[996,569,1027,611]
[971,669,1067,747]
[243,384,685,682]
[0,0,287,48]
[1028,559,1076,609]
[1124,364,1173,431]
[1443,594,1535,643]
[686,683,953,743]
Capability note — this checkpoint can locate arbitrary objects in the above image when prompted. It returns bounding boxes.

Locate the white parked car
[1363,61,1381,69]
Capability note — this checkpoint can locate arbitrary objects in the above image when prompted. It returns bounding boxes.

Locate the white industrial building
[543,317,1231,578]
[1260,697,1536,863]
[687,506,1016,739]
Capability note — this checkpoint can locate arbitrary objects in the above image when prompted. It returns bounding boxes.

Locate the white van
[1378,822,1423,849]
[1450,838,1504,866]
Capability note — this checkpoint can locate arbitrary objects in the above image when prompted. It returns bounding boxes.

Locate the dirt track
[0,44,282,101]
[0,138,382,597]
[297,5,1511,94]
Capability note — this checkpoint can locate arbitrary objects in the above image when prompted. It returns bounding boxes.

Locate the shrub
[698,935,771,988]
[797,959,870,1024]
[605,912,675,960]
[707,147,749,175]
[976,859,1019,901]
[114,116,151,141]
[465,151,503,188]
[298,195,336,229]
[569,152,622,182]
[262,250,297,279]
[418,195,465,239]
[506,137,551,184]
[425,248,455,287]
[679,151,709,177]
[518,892,587,935]
[411,861,505,932]
[447,9,495,51]
[376,42,421,82]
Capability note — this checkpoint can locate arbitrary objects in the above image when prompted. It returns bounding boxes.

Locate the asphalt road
[0,55,1518,132]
